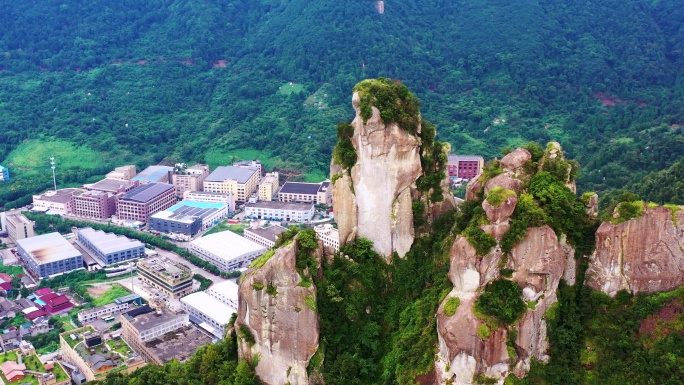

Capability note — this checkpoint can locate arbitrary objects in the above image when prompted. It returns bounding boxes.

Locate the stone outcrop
[500,148,531,175]
[331,82,454,260]
[436,225,573,384]
[236,240,322,385]
[587,206,684,297]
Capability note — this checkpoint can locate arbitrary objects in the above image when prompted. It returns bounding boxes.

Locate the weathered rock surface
[484,173,524,196]
[436,224,572,384]
[501,148,531,174]
[483,194,518,224]
[587,206,684,297]
[332,90,454,260]
[236,241,322,385]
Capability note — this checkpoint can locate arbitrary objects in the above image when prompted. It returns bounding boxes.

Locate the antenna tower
[50,157,57,191]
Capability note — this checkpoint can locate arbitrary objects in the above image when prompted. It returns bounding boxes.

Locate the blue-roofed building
[149,201,228,236]
[0,165,9,182]
[132,165,174,183]
[116,182,176,222]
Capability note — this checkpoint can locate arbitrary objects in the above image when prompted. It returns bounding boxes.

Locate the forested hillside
[1,0,683,208]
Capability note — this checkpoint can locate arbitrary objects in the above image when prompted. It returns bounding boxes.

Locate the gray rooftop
[279,182,322,195]
[33,188,80,203]
[78,227,144,254]
[448,155,484,163]
[132,166,173,183]
[120,183,174,204]
[244,225,288,242]
[16,232,82,264]
[246,201,314,211]
[125,308,187,332]
[5,212,32,226]
[86,178,137,193]
[205,166,258,184]
[144,325,213,364]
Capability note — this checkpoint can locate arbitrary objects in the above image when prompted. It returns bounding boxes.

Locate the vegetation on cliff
[353,78,421,135]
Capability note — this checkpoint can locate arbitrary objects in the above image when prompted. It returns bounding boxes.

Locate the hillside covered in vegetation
[1,0,684,208]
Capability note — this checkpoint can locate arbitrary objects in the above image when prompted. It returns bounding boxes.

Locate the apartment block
[258,172,279,201]
[203,166,259,203]
[314,224,340,252]
[106,165,137,181]
[1,211,34,243]
[245,201,314,223]
[116,183,176,222]
[77,302,130,323]
[85,178,139,195]
[168,164,209,197]
[32,189,80,214]
[447,155,485,179]
[72,190,116,219]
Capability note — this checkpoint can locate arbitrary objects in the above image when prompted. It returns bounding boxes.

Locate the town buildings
[278,181,331,205]
[121,306,210,365]
[32,188,80,214]
[132,165,174,184]
[0,165,9,182]
[149,201,227,236]
[168,164,209,197]
[85,178,139,195]
[245,201,315,223]
[116,183,176,222]
[16,233,83,278]
[60,326,145,382]
[76,227,145,266]
[203,166,260,203]
[0,211,35,243]
[180,292,234,339]
[77,302,130,324]
[447,155,485,179]
[0,344,70,385]
[189,232,266,272]
[233,160,263,177]
[106,165,137,181]
[71,190,117,219]
[314,224,340,252]
[257,172,280,201]
[206,280,240,312]
[243,224,287,248]
[136,258,193,298]
[182,191,235,213]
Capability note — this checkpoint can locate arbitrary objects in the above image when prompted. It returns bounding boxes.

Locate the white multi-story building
[77,302,130,323]
[206,280,240,312]
[189,232,266,272]
[0,211,34,243]
[180,292,234,339]
[182,191,235,213]
[243,225,287,248]
[32,188,80,214]
[245,201,314,223]
[314,224,340,252]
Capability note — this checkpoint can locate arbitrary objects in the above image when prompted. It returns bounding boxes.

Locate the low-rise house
[243,224,287,248]
[245,201,315,223]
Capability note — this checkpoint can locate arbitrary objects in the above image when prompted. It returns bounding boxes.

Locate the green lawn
[106,339,133,358]
[3,139,105,174]
[278,82,304,95]
[52,363,69,382]
[0,262,24,276]
[203,222,248,236]
[91,285,132,307]
[0,351,18,364]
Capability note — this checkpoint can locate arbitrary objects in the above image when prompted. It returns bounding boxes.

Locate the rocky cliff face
[587,206,684,297]
[235,240,322,385]
[331,80,454,260]
[435,146,576,384]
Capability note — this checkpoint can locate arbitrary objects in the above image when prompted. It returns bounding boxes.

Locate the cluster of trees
[1,0,684,206]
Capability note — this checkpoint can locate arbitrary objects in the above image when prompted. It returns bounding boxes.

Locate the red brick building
[72,190,117,219]
[447,155,485,179]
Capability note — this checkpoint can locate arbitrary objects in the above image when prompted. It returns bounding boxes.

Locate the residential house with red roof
[0,273,12,284]
[44,295,73,315]
[34,288,53,296]
[0,360,26,382]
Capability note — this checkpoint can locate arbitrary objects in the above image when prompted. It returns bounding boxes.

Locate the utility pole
[50,157,57,190]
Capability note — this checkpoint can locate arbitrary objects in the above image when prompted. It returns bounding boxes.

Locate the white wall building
[180,292,234,339]
[189,232,267,272]
[183,191,235,213]
[314,224,340,252]
[77,302,130,323]
[32,188,80,214]
[243,225,288,248]
[206,280,240,312]
[244,201,314,223]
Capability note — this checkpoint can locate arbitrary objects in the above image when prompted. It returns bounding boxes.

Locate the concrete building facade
[314,224,340,252]
[168,164,209,197]
[1,211,34,243]
[71,190,117,219]
[32,189,80,214]
[203,166,260,203]
[16,233,83,278]
[243,225,287,248]
[182,191,235,213]
[86,178,139,195]
[116,183,176,222]
[245,201,314,223]
[277,181,331,205]
[189,232,266,272]
[136,258,193,298]
[77,302,130,323]
[257,172,279,201]
[180,292,234,339]
[76,227,145,266]
[233,160,263,177]
[447,155,485,179]
[106,165,137,180]
[206,280,239,312]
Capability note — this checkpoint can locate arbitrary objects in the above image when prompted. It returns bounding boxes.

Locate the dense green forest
[1,0,684,208]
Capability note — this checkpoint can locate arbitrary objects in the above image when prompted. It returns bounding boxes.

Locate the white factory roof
[207,280,239,309]
[78,227,144,254]
[191,232,266,261]
[16,232,81,264]
[181,292,235,325]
